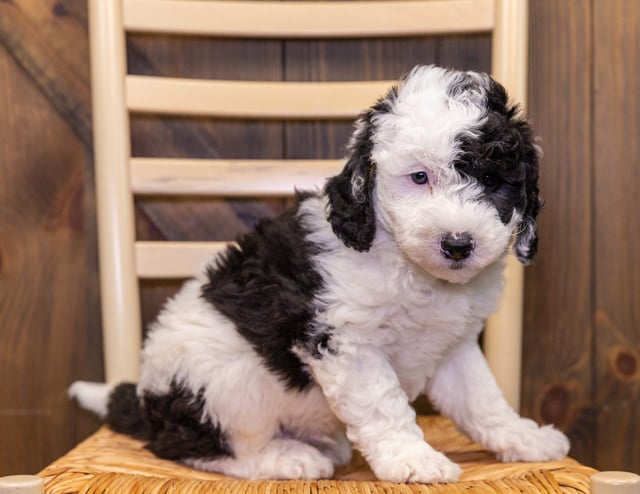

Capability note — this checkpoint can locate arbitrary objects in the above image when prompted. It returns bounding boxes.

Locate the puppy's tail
[68,381,149,439]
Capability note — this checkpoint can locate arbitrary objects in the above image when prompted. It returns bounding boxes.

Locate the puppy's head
[325,65,542,284]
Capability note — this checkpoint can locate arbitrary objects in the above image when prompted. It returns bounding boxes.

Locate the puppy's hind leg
[188,384,337,479]
[188,435,335,480]
[308,428,352,468]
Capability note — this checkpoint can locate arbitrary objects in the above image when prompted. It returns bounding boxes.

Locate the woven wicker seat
[32,1,604,492]
[40,417,596,493]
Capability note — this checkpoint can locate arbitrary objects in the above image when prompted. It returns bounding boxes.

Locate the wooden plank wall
[0,0,638,477]
[0,0,103,475]
[592,0,640,471]
[524,0,595,465]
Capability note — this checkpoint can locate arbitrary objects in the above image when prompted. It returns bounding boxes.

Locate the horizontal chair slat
[136,241,228,279]
[126,76,393,118]
[131,158,343,196]
[123,0,495,38]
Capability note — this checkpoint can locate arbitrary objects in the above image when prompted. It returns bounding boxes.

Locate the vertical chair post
[485,0,529,412]
[88,0,141,383]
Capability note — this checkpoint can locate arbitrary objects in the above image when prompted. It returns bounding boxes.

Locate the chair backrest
[88,0,529,410]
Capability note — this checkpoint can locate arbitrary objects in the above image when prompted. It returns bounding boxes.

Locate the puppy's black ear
[514,137,543,265]
[325,88,398,251]
[482,80,544,265]
[324,115,377,251]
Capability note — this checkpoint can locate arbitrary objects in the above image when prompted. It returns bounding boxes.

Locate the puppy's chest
[316,246,503,397]
[327,278,486,397]
[383,296,478,396]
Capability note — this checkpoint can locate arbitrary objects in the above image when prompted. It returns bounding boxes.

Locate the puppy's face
[326,65,542,284]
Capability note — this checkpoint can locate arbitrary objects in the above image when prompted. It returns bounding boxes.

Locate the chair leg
[0,474,44,493]
[591,471,640,493]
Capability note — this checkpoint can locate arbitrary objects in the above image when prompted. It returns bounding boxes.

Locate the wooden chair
[96,0,526,412]
[35,0,606,492]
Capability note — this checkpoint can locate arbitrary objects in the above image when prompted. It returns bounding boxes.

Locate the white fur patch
[68,381,113,418]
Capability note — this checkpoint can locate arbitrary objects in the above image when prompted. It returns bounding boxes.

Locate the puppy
[70,65,570,483]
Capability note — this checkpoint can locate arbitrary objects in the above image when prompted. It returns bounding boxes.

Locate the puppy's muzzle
[440,233,475,261]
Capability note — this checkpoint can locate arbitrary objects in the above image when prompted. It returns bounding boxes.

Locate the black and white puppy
[71,65,569,483]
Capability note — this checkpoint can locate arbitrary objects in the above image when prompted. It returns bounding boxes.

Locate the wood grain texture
[122,0,495,38]
[438,34,491,73]
[130,158,343,196]
[0,33,102,474]
[592,0,640,472]
[523,0,595,466]
[0,0,92,146]
[126,76,395,119]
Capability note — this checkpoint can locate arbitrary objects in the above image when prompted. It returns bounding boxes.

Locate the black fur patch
[107,381,233,462]
[142,380,233,461]
[106,382,148,439]
[324,88,397,252]
[201,194,325,391]
[452,76,542,262]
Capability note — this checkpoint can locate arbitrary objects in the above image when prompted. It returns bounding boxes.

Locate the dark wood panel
[523,0,595,465]
[438,34,491,73]
[592,0,640,472]
[0,0,92,146]
[0,40,102,474]
[283,38,439,163]
[284,38,440,82]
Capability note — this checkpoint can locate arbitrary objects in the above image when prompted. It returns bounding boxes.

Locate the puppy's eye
[481,173,501,188]
[410,171,429,185]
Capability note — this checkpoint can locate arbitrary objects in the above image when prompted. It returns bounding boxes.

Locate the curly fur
[70,65,568,483]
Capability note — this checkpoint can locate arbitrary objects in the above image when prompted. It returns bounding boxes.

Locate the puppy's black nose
[440,233,474,261]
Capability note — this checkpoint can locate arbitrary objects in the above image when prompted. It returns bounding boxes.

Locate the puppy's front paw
[370,442,461,484]
[496,420,570,462]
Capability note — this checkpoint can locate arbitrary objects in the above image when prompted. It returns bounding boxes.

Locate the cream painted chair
[35,1,605,492]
